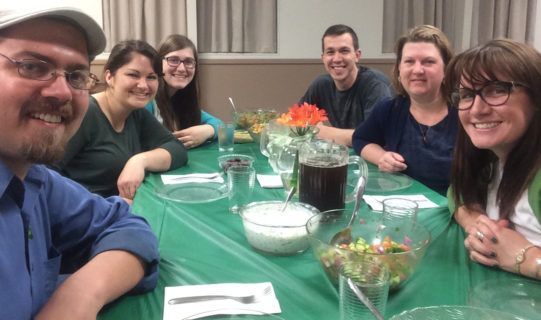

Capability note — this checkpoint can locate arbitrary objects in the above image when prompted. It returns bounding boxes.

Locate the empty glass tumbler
[381,198,418,233]
[227,166,256,214]
[339,258,390,320]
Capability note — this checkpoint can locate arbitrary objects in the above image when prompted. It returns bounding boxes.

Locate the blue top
[352,95,458,194]
[0,161,159,319]
[145,100,223,140]
[299,66,393,128]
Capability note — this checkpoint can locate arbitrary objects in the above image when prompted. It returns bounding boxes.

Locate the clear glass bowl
[217,154,255,173]
[306,209,431,290]
[240,201,319,256]
[233,109,278,130]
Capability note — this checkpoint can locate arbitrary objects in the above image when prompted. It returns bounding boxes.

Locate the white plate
[156,182,228,203]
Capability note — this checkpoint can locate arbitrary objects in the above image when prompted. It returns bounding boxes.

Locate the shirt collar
[0,160,24,208]
[0,160,16,198]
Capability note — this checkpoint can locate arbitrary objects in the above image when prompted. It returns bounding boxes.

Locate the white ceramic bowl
[240,201,319,255]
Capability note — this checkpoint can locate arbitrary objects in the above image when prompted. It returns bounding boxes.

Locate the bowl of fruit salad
[306,208,431,290]
[234,109,278,143]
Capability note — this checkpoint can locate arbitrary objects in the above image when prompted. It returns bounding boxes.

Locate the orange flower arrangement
[276,102,328,136]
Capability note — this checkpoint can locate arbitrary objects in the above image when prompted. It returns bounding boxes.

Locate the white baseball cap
[0,7,106,59]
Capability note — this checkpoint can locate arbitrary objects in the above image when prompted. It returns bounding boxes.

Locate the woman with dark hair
[53,40,187,201]
[147,34,222,149]
[352,25,458,195]
[447,39,541,279]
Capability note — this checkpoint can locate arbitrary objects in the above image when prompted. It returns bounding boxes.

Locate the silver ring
[476,230,485,241]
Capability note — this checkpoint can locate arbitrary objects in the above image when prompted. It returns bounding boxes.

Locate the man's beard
[20,130,67,164]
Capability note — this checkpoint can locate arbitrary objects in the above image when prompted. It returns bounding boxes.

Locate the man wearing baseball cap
[0,7,159,319]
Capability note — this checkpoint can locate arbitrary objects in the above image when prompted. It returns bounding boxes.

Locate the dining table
[97,141,536,320]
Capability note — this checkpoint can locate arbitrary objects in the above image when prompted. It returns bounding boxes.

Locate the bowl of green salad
[306,208,431,290]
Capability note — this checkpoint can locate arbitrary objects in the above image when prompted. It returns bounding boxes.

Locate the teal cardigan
[145,100,223,140]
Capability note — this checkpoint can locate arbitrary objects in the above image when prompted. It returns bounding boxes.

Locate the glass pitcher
[259,120,292,172]
[298,140,368,212]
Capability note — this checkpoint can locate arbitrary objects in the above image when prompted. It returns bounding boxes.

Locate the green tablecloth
[98,142,525,320]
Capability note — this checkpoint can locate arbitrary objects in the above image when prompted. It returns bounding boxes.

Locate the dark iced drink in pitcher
[298,140,367,215]
[299,157,347,212]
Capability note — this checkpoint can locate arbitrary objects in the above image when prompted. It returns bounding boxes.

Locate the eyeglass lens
[164,56,196,68]
[0,53,96,90]
[454,81,513,110]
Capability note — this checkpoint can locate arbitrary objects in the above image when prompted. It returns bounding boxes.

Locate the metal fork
[168,173,221,180]
[168,285,272,305]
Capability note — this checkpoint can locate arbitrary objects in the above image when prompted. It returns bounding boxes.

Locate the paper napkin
[161,173,224,185]
[163,282,281,320]
[363,194,439,212]
[256,174,283,188]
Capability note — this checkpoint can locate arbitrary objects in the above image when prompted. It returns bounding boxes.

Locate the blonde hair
[392,25,453,97]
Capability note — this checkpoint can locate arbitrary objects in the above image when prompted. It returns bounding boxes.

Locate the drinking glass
[218,123,235,152]
[381,198,418,233]
[339,258,390,320]
[227,166,256,214]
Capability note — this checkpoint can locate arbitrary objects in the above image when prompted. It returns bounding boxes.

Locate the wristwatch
[515,244,536,274]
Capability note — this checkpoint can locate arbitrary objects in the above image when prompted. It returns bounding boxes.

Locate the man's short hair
[0,7,106,59]
[321,24,359,51]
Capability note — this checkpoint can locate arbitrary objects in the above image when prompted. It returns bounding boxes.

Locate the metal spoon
[281,186,297,212]
[330,176,366,245]
[347,277,385,320]
[228,97,238,113]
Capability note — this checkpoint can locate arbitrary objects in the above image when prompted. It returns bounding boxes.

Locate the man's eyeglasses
[0,53,98,90]
[452,81,527,111]
[163,56,196,69]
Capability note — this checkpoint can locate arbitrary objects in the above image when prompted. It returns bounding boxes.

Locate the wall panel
[90,59,394,121]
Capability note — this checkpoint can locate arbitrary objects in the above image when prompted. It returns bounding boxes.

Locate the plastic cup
[218,123,235,152]
[227,166,256,214]
[339,258,390,320]
[382,198,418,233]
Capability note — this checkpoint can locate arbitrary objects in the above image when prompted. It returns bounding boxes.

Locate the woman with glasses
[52,40,187,201]
[146,34,223,149]
[447,39,541,279]
[352,25,458,195]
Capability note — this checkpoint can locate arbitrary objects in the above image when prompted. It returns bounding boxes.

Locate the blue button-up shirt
[0,161,159,319]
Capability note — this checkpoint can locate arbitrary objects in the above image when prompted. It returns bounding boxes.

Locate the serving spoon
[281,186,297,212]
[228,97,238,113]
[330,176,366,245]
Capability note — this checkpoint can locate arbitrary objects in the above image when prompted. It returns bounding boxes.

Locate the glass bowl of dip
[240,201,319,256]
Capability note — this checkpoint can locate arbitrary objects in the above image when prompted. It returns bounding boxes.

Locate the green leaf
[291,149,299,187]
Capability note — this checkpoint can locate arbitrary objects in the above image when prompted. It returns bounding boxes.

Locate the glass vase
[276,128,317,192]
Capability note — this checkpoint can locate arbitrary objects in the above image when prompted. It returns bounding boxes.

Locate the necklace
[417,123,430,144]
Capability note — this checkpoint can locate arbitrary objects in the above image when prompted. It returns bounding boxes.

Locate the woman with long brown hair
[147,34,223,149]
[448,39,541,279]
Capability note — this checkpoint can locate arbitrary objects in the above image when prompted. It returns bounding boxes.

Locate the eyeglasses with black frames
[0,53,98,90]
[163,56,196,69]
[452,80,528,111]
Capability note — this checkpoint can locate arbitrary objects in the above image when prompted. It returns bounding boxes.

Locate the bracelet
[515,244,536,275]
[535,258,541,279]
